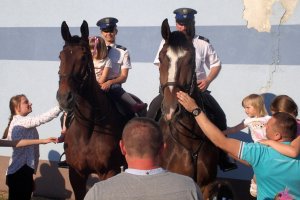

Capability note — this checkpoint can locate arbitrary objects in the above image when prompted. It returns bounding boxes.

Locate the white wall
[0,0,299,180]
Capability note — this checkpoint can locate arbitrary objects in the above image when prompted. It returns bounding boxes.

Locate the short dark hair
[273,112,297,140]
[122,117,163,157]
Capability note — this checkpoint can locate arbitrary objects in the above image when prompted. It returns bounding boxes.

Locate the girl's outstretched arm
[0,137,57,147]
[223,122,246,135]
[259,136,300,158]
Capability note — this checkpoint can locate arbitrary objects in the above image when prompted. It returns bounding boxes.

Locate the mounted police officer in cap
[149,8,237,172]
[96,17,147,115]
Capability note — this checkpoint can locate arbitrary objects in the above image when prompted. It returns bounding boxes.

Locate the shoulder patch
[116,44,127,51]
[197,36,210,43]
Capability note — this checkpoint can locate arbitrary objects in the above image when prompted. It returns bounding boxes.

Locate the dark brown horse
[158,19,220,198]
[56,21,134,200]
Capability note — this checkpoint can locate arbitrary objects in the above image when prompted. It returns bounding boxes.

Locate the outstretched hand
[41,137,57,144]
[176,91,199,112]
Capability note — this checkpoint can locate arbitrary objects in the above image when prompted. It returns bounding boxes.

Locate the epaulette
[197,35,210,43]
[116,44,127,51]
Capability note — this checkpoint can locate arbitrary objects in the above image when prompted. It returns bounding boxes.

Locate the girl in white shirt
[223,94,270,141]
[3,94,61,200]
[89,36,146,113]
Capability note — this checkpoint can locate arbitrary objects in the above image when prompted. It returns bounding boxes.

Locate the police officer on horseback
[149,8,237,172]
[96,17,147,114]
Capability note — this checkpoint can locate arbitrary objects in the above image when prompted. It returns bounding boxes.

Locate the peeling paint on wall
[243,0,298,32]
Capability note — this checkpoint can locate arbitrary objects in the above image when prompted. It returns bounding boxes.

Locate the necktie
[107,46,111,53]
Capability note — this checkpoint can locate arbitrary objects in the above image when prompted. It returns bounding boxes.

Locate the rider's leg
[110,85,147,113]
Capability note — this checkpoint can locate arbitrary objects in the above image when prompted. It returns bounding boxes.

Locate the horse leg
[69,167,88,200]
[197,143,219,199]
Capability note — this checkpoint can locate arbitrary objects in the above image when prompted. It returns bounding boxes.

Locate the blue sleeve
[239,142,264,167]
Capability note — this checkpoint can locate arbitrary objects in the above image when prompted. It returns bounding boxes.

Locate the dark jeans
[199,90,227,130]
[109,84,126,99]
[6,165,34,200]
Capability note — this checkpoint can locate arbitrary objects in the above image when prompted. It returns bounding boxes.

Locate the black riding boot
[218,150,237,172]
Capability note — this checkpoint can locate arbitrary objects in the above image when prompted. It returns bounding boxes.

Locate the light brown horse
[158,19,220,198]
[56,21,139,200]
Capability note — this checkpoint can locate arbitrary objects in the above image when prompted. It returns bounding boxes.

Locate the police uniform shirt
[107,44,132,79]
[153,35,221,81]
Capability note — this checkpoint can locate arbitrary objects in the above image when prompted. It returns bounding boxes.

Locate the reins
[162,80,208,182]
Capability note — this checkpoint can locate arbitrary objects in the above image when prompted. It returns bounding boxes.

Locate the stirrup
[57,152,69,169]
[219,158,238,172]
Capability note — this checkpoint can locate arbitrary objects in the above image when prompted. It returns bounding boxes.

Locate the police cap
[173,8,197,25]
[96,17,118,32]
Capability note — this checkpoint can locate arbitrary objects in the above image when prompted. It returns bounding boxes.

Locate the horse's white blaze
[166,47,187,86]
[165,47,187,120]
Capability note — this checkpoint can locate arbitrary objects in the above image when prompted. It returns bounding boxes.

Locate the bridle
[58,45,93,92]
[58,44,108,130]
[160,72,197,97]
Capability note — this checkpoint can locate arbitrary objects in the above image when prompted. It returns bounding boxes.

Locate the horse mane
[168,31,191,52]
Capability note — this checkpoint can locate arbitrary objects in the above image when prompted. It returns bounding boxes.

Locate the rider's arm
[104,68,128,86]
[197,66,221,91]
[98,67,110,85]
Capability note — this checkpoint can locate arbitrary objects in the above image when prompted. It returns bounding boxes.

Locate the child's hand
[101,80,112,91]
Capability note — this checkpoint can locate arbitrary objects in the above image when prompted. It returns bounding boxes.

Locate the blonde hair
[89,36,108,60]
[242,94,268,117]
[2,94,26,139]
[270,95,298,117]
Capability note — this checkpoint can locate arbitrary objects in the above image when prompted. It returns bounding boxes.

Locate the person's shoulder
[194,35,210,43]
[93,172,126,187]
[165,171,196,184]
[115,44,127,51]
[242,141,271,156]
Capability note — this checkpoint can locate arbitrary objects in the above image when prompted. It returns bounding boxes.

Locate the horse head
[159,19,196,121]
[57,20,94,112]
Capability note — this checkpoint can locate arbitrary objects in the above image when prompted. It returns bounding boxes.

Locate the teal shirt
[239,142,300,200]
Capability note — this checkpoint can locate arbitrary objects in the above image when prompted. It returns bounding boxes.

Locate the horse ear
[161,18,171,41]
[61,21,72,42]
[81,20,89,41]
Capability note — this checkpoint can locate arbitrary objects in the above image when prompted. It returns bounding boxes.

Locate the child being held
[58,37,146,143]
[259,95,300,158]
[223,94,271,197]
[89,36,147,113]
